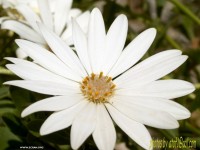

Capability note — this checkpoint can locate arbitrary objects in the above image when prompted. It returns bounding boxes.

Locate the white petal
[71,102,97,150]
[54,0,72,35]
[16,4,41,33]
[16,48,28,59]
[16,39,82,81]
[72,19,92,74]
[38,23,87,77]
[109,97,179,129]
[88,8,106,73]
[22,94,83,117]
[61,11,90,43]
[93,104,116,150]
[116,79,195,99]
[75,11,90,33]
[68,8,82,21]
[4,80,79,95]
[6,62,79,86]
[102,14,128,74]
[106,104,152,150]
[0,17,10,24]
[115,50,186,86]
[113,95,191,120]
[40,100,88,135]
[60,23,73,45]
[109,28,156,77]
[37,0,53,31]
[48,0,56,12]
[1,20,45,44]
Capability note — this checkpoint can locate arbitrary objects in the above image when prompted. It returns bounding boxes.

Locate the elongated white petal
[16,40,82,81]
[68,9,82,21]
[61,23,73,45]
[61,11,90,44]
[109,98,179,129]
[109,28,156,77]
[93,105,116,150]
[112,95,190,120]
[115,50,186,86]
[72,19,92,74]
[54,0,72,35]
[106,104,152,150]
[6,64,79,87]
[71,102,97,150]
[40,101,87,135]
[88,8,106,73]
[38,23,87,77]
[116,80,195,99]
[16,4,41,33]
[49,0,56,12]
[102,14,128,74]
[0,17,10,24]
[38,0,53,30]
[22,94,83,117]
[16,48,28,59]
[4,80,79,95]
[75,11,90,33]
[1,20,45,44]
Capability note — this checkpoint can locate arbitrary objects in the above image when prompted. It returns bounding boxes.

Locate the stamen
[80,72,116,103]
[104,92,108,96]
[83,80,87,85]
[95,92,99,96]
[88,85,91,90]
[99,72,103,78]
[110,84,116,89]
[106,77,112,83]
[91,73,95,80]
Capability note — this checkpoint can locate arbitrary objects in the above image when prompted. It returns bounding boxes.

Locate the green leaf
[0,126,21,150]
[0,86,10,99]
[26,119,44,133]
[182,15,194,39]
[27,119,70,145]
[0,100,15,116]
[10,87,32,112]
[2,113,28,137]
[41,132,70,145]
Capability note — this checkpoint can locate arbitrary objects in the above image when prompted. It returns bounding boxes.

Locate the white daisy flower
[0,0,38,9]
[1,0,90,58]
[4,8,194,150]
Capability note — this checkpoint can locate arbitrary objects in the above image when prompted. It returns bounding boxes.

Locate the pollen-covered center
[81,72,116,103]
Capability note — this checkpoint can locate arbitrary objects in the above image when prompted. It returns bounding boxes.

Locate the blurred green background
[0,0,200,149]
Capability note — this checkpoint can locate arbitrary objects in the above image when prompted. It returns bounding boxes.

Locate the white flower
[5,8,195,150]
[1,0,90,58]
[0,0,38,9]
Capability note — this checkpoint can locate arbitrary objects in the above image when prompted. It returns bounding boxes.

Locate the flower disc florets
[81,72,116,103]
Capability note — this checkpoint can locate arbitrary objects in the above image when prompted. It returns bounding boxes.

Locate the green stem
[166,35,182,49]
[169,0,200,25]
[159,129,174,140]
[0,67,14,75]
[185,122,200,136]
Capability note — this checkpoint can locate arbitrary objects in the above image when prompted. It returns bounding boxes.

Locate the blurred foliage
[0,0,200,149]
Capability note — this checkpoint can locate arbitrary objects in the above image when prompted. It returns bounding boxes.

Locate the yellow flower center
[81,72,116,103]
